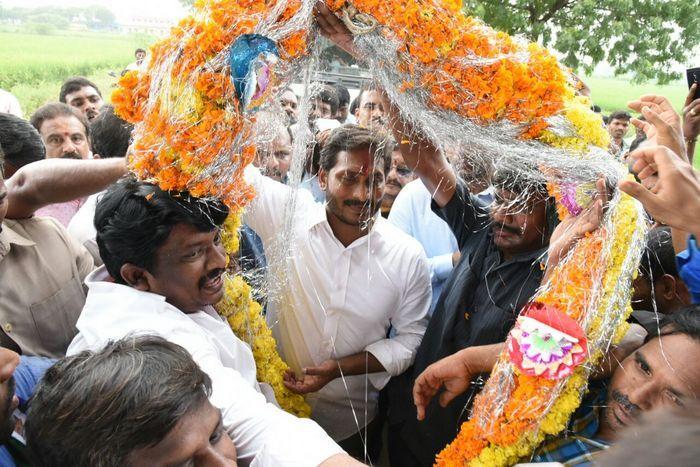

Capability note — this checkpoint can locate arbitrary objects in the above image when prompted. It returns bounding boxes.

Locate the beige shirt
[0,217,94,357]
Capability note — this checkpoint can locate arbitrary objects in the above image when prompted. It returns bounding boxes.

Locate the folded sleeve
[176,333,344,466]
[365,249,431,389]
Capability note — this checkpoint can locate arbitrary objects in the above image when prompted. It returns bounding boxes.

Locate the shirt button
[4,323,11,333]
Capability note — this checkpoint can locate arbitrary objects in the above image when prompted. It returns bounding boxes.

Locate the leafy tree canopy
[176,0,698,83]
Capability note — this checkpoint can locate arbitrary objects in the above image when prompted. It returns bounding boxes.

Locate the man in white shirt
[67,177,358,467]
[244,125,431,459]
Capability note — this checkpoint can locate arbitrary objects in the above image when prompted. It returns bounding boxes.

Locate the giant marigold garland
[436,191,645,466]
[112,0,644,449]
[215,211,311,417]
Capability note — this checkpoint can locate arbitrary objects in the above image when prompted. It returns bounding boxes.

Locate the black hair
[59,76,102,103]
[312,83,339,115]
[608,110,632,123]
[356,81,381,107]
[0,113,46,172]
[135,48,146,55]
[492,166,558,234]
[94,177,229,284]
[629,135,647,152]
[90,105,133,158]
[349,95,360,116]
[319,124,392,175]
[26,335,212,467]
[660,306,700,342]
[639,227,679,281]
[334,84,350,107]
[30,102,90,139]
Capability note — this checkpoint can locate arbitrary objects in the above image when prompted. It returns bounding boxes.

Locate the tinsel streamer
[111,0,648,455]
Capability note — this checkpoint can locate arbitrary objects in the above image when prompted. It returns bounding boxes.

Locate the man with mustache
[30,103,92,160]
[354,83,386,130]
[413,307,700,465]
[311,9,561,464]
[66,177,360,467]
[380,140,416,217]
[244,124,431,461]
[59,76,104,122]
[607,110,631,158]
[29,103,95,225]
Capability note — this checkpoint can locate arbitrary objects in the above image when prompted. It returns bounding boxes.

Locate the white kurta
[68,267,343,467]
[244,167,432,441]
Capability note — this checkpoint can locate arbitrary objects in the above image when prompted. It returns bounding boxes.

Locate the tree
[463,0,699,84]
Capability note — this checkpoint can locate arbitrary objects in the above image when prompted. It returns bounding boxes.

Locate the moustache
[343,199,370,208]
[612,389,641,418]
[492,222,522,236]
[61,153,83,160]
[199,268,224,288]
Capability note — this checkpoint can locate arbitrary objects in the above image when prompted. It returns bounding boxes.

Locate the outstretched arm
[6,158,127,219]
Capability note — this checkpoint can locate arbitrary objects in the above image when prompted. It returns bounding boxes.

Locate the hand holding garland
[314,0,458,207]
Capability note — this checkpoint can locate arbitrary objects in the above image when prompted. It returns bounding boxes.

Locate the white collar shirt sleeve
[69,271,344,466]
[242,167,432,440]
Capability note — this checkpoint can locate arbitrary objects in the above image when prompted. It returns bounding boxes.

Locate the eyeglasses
[491,194,543,215]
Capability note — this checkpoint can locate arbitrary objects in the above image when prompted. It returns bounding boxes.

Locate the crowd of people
[0,11,699,467]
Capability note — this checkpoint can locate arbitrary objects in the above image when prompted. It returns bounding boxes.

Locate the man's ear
[660,274,692,307]
[318,168,328,191]
[120,264,152,292]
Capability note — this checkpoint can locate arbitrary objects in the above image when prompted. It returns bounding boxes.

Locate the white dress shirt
[68,267,343,467]
[67,192,101,265]
[388,179,459,313]
[243,167,431,441]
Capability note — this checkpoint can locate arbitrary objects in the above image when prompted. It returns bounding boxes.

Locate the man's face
[608,118,629,140]
[309,98,333,123]
[0,348,20,445]
[320,148,385,227]
[335,103,349,123]
[280,90,298,125]
[489,189,548,257]
[148,223,227,313]
[257,128,292,183]
[127,399,237,466]
[135,51,146,63]
[601,334,700,439]
[64,86,103,121]
[39,116,91,159]
[356,90,385,130]
[382,150,415,213]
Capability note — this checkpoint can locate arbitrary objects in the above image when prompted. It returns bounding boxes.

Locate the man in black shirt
[375,101,559,465]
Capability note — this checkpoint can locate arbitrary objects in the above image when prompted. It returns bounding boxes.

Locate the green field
[585,75,691,114]
[1,31,697,164]
[0,31,151,115]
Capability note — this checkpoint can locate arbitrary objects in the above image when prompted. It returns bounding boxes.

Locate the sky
[2,0,187,22]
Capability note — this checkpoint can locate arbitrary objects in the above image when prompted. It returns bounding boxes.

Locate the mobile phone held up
[688,67,700,101]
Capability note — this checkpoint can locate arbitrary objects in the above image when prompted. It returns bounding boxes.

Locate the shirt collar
[0,221,36,257]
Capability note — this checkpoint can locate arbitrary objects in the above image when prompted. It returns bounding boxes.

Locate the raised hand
[627,94,685,159]
[620,145,700,236]
[313,2,358,57]
[545,178,608,277]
